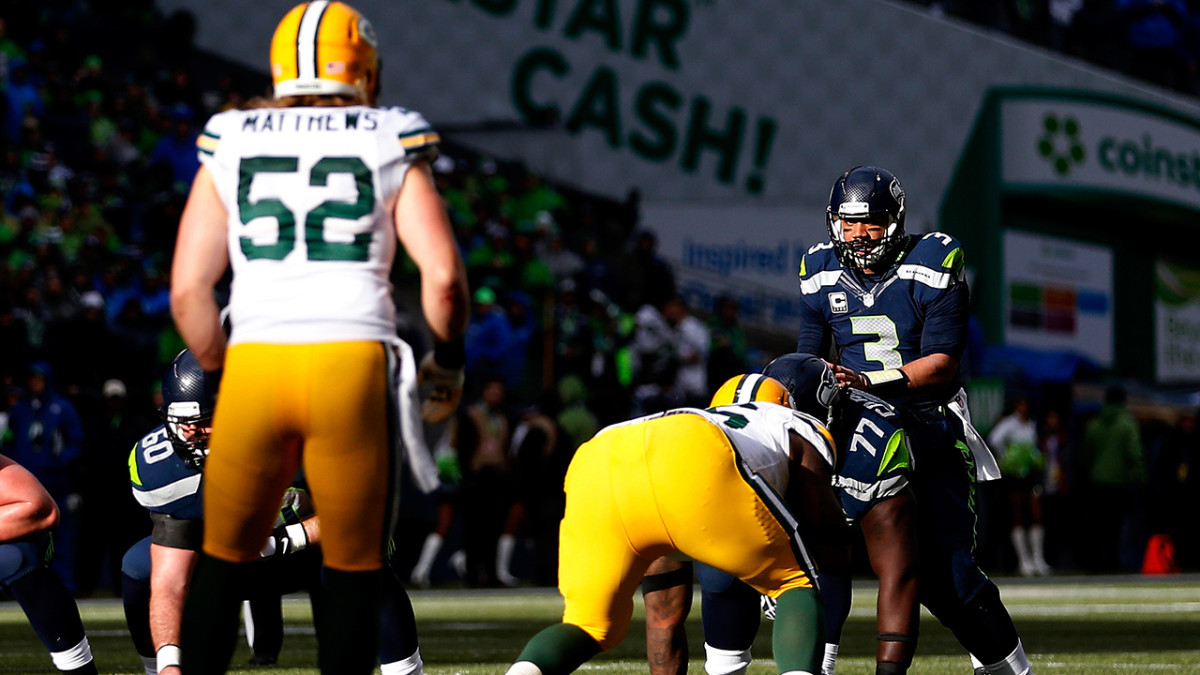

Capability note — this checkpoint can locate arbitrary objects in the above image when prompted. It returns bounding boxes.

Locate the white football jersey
[196,105,439,344]
[599,404,835,496]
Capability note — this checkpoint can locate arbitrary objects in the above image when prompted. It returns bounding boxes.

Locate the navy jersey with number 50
[128,426,202,520]
[795,232,969,412]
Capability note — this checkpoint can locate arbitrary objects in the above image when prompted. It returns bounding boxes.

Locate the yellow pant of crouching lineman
[559,412,815,649]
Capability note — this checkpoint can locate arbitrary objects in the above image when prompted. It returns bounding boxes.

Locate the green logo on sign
[1038,114,1085,176]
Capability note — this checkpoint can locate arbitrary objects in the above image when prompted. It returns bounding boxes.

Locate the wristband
[433,338,466,370]
[876,662,908,675]
[861,368,909,395]
[286,522,309,551]
[157,644,182,671]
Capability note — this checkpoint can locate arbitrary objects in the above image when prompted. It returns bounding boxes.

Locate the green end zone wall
[940,87,1200,384]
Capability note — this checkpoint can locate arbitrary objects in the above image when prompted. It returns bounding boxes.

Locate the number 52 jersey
[197,105,440,345]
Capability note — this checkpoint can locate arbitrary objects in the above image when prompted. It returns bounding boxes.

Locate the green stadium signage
[445,0,780,195]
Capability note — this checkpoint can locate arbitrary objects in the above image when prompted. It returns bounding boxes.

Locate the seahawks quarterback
[796,166,1030,675]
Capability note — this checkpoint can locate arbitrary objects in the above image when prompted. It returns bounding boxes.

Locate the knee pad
[121,537,153,582]
[0,535,51,587]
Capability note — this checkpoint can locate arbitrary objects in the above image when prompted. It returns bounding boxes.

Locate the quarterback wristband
[433,338,466,370]
[286,522,309,551]
[157,644,182,671]
[861,369,909,395]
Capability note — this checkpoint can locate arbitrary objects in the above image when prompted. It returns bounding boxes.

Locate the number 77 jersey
[794,232,970,412]
[197,104,440,345]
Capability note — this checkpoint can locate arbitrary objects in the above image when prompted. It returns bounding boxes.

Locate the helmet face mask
[160,350,219,471]
[271,1,380,102]
[826,166,907,270]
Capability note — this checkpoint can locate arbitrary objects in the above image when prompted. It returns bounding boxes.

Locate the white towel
[946,387,1003,482]
[391,339,441,494]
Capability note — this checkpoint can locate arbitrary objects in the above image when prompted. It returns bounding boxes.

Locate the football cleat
[709,373,794,409]
[270,1,380,101]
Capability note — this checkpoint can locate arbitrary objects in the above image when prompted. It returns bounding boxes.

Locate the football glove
[260,523,308,558]
[419,352,464,424]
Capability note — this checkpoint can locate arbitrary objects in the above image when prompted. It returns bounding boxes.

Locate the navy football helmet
[160,349,219,470]
[762,353,842,422]
[826,165,907,269]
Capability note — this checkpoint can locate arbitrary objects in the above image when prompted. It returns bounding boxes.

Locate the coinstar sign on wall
[1002,97,1200,211]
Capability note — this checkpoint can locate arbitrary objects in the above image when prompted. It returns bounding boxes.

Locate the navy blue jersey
[128,426,202,520]
[830,389,913,524]
[796,232,968,412]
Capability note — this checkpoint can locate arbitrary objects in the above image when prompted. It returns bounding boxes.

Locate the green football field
[2,575,1199,674]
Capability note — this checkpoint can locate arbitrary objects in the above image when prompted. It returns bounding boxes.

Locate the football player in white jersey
[169,3,468,673]
[504,376,850,675]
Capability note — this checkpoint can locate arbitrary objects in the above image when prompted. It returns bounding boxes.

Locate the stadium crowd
[0,0,1197,609]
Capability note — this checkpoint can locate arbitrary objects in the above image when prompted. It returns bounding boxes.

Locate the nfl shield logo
[829,292,848,313]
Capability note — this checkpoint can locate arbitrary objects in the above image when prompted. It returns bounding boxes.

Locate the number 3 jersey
[795,233,970,412]
[197,105,440,345]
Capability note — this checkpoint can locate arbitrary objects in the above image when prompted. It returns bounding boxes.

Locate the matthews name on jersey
[128,426,202,520]
[195,105,439,345]
[829,388,912,524]
[795,232,969,412]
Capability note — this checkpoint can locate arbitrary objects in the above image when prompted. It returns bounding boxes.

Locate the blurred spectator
[661,297,709,408]
[460,377,512,587]
[539,231,583,285]
[555,374,599,458]
[75,378,151,596]
[1039,408,1073,569]
[5,361,85,592]
[498,395,566,586]
[465,286,514,388]
[1147,409,1199,569]
[44,290,115,398]
[2,59,43,142]
[1079,385,1146,572]
[148,103,200,190]
[615,229,675,312]
[0,298,33,385]
[706,294,749,392]
[988,396,1051,576]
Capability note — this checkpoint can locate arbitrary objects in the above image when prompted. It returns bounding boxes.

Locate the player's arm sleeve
[919,280,968,361]
[795,283,829,355]
[149,512,203,551]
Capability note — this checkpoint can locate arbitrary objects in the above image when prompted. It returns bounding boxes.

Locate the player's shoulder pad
[196,109,242,157]
[381,106,440,160]
[798,241,840,280]
[902,231,966,279]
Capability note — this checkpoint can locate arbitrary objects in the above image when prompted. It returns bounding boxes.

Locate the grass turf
[1,575,1198,673]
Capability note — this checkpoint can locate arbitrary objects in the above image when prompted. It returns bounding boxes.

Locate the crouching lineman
[0,453,97,674]
[121,349,428,675]
[674,357,920,675]
[505,376,849,675]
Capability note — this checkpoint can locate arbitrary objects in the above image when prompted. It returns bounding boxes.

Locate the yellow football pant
[558,413,813,649]
[202,342,392,571]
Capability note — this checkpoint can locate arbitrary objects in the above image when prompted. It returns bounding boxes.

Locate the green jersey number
[238,156,374,262]
[850,315,903,369]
